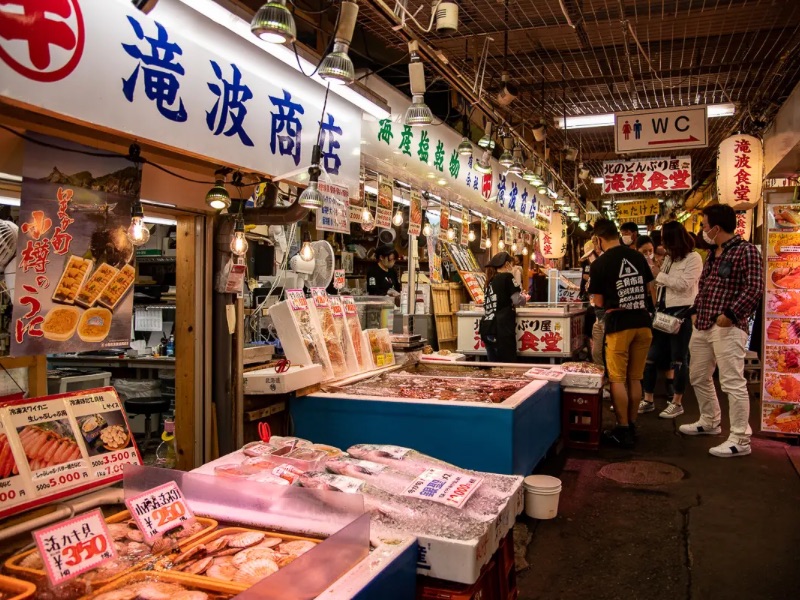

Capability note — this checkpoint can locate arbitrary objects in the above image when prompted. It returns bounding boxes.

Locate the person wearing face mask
[680,204,764,457]
[479,252,529,363]
[367,245,401,297]
[620,222,639,247]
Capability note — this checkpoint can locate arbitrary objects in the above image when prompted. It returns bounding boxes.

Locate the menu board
[0,387,142,519]
[762,203,800,435]
[375,176,393,229]
[443,243,485,304]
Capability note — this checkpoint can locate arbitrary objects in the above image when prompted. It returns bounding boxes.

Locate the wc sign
[615,106,708,154]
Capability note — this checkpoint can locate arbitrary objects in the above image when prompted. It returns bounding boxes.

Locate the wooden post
[0,355,46,397]
[490,224,499,258]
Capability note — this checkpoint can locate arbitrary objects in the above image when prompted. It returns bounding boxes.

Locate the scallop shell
[19,551,44,569]
[232,558,279,585]
[173,544,206,564]
[278,540,317,556]
[232,547,280,566]
[125,528,145,542]
[182,555,213,575]
[205,563,238,582]
[107,523,133,541]
[129,582,186,600]
[227,531,266,548]
[173,593,209,600]
[204,536,229,554]
[253,537,283,549]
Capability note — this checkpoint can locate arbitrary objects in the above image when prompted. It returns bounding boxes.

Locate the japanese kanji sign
[403,468,483,509]
[376,176,393,229]
[125,481,194,542]
[602,156,692,195]
[461,209,470,247]
[457,313,580,356]
[614,198,660,220]
[0,0,361,194]
[34,508,117,586]
[315,182,350,234]
[615,106,708,154]
[408,190,422,237]
[717,134,763,210]
[11,134,138,356]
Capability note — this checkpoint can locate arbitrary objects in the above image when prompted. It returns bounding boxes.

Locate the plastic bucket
[523,475,562,519]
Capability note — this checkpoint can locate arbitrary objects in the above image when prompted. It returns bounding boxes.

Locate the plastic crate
[417,559,500,600]
[561,387,602,450]
[497,530,517,600]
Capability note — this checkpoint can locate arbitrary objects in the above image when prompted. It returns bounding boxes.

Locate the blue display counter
[291,366,561,475]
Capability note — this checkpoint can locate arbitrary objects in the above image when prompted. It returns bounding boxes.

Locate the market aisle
[517,386,800,600]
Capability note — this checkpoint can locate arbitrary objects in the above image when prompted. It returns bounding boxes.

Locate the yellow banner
[615,198,659,220]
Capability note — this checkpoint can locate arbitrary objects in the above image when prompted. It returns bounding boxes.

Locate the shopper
[367,245,401,297]
[589,219,655,447]
[680,204,764,457]
[480,252,528,363]
[636,236,655,261]
[579,241,598,351]
[620,222,639,247]
[528,263,548,303]
[639,221,703,418]
[512,254,524,289]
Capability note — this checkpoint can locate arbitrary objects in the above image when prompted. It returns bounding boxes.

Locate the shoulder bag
[652,258,684,334]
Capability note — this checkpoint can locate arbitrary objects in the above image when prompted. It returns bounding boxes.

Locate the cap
[488,251,512,268]
[580,240,595,260]
[375,244,396,259]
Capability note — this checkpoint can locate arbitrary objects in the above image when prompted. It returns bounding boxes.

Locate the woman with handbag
[479,252,529,363]
[639,222,703,418]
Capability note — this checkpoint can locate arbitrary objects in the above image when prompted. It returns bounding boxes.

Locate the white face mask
[644,252,654,260]
[621,235,633,246]
[702,229,716,246]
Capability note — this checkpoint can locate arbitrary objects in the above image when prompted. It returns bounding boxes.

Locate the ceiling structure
[240,0,800,207]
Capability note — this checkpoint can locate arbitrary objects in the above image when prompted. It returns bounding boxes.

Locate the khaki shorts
[604,327,653,384]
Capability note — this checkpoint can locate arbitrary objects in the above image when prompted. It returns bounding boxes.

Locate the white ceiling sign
[614,106,708,154]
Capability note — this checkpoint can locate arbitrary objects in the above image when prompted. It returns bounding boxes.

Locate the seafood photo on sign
[767,291,800,317]
[0,432,19,480]
[762,402,800,434]
[766,319,800,344]
[764,372,800,401]
[768,232,800,260]
[15,420,81,472]
[765,347,800,373]
[770,205,800,231]
[769,265,800,290]
[79,409,132,456]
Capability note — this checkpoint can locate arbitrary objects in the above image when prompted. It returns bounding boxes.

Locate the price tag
[329,297,344,318]
[124,481,194,543]
[33,508,116,586]
[342,296,358,315]
[326,475,365,494]
[333,270,345,290]
[286,289,308,311]
[403,468,483,509]
[310,288,329,308]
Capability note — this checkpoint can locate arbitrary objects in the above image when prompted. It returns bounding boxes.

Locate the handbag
[652,258,684,334]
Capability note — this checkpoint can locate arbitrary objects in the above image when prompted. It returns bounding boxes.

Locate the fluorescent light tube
[557,103,736,129]
[0,196,21,206]
[143,216,179,226]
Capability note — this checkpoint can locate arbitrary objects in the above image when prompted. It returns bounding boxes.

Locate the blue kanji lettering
[508,182,518,210]
[122,16,187,122]
[497,174,507,207]
[318,113,343,175]
[269,89,305,166]
[473,177,479,191]
[466,173,472,187]
[206,61,254,146]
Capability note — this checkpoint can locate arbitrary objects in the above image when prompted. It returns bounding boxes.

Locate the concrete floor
[517,385,800,600]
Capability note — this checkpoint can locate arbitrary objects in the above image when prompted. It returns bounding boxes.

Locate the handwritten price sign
[403,468,483,509]
[124,482,194,543]
[33,508,116,586]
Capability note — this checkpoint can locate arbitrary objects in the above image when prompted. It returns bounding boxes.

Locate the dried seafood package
[342,296,372,371]
[269,290,334,379]
[328,295,361,374]
[308,289,351,379]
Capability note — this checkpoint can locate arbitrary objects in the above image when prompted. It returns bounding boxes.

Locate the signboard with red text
[602,156,692,195]
[125,481,195,542]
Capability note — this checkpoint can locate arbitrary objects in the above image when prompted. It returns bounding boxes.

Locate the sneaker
[602,389,611,399]
[602,426,635,449]
[679,421,722,436]
[709,440,751,457]
[659,403,684,419]
[638,400,655,414]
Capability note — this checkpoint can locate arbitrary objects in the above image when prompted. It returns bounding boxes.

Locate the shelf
[136,256,177,263]
[133,304,177,309]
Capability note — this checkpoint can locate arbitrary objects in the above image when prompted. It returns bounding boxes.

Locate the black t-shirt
[588,245,654,334]
[366,263,400,295]
[483,272,519,321]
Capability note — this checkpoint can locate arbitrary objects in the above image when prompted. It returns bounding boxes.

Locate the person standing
[366,245,401,297]
[680,205,764,457]
[620,222,639,248]
[511,254,524,290]
[480,252,528,363]
[589,220,655,448]
[639,221,703,418]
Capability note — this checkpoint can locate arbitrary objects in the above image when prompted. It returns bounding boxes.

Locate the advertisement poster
[12,134,139,356]
[316,182,350,234]
[602,156,692,194]
[375,176,393,229]
[762,202,800,434]
[440,205,450,232]
[461,209,470,247]
[408,190,422,237]
[614,198,661,220]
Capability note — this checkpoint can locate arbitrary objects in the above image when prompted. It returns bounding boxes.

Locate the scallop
[232,558,279,585]
[227,531,265,548]
[278,540,317,556]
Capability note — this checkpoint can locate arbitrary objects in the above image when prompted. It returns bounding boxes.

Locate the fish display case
[456,302,586,358]
[290,362,561,476]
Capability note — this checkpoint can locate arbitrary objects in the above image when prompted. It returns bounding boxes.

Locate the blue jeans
[643,315,693,395]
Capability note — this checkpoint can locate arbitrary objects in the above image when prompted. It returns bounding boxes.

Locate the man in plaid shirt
[680,204,764,457]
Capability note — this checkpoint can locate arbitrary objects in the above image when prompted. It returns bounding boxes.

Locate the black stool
[124,397,171,452]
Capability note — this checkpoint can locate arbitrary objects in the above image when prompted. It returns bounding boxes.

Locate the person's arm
[391,268,402,293]
[587,261,604,308]
[723,244,764,326]
[366,265,380,295]
[656,253,703,293]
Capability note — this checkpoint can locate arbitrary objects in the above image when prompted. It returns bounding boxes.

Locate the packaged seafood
[75,263,119,308]
[307,289,351,379]
[41,306,81,342]
[84,571,237,600]
[363,329,394,368]
[341,296,372,371]
[560,362,605,389]
[98,264,135,310]
[327,296,362,375]
[269,291,334,379]
[52,256,93,304]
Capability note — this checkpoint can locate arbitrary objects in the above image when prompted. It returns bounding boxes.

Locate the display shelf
[136,256,177,263]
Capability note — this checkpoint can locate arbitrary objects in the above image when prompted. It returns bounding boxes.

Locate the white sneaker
[679,421,722,436]
[709,440,751,457]
[659,403,684,419]
[638,400,655,414]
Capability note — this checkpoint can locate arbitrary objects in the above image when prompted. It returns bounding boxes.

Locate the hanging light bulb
[457,137,473,157]
[300,240,314,262]
[229,216,248,256]
[467,229,476,242]
[499,137,514,168]
[530,164,544,186]
[522,245,529,256]
[404,41,433,126]
[205,177,231,210]
[522,163,537,182]
[507,147,524,176]
[422,221,432,236]
[250,0,296,44]
[483,237,492,249]
[537,184,548,195]
[126,199,150,246]
[392,208,404,227]
[478,122,495,149]
[298,145,323,209]
[511,241,518,252]
[475,150,492,174]
[447,228,456,241]
[497,239,505,250]
[319,0,358,84]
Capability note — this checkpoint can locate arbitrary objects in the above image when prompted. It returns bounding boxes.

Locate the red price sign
[33,508,116,586]
[124,481,194,543]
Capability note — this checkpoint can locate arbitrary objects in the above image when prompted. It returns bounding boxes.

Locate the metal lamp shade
[405,95,433,126]
[251,1,296,44]
[299,181,324,209]
[319,43,355,85]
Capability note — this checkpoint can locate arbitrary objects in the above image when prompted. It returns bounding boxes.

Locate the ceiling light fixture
[556,103,737,129]
[250,0,296,44]
[392,208,404,227]
[205,177,231,210]
[458,137,473,157]
[478,121,495,150]
[318,0,358,85]
[467,229,476,242]
[497,239,505,250]
[126,199,151,246]
[404,41,433,126]
[507,146,525,176]
[298,145,324,209]
[475,150,492,174]
[521,245,528,256]
[499,137,514,168]
[422,221,432,236]
[229,214,249,256]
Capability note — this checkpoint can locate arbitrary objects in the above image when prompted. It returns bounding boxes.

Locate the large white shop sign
[0,0,361,193]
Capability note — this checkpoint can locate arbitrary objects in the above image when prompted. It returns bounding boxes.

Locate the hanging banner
[614,198,660,220]
[376,176,393,229]
[316,182,350,234]
[461,209,470,247]
[540,212,567,259]
[717,134,763,210]
[440,205,450,232]
[603,156,692,194]
[735,210,753,241]
[12,134,138,356]
[408,190,422,237]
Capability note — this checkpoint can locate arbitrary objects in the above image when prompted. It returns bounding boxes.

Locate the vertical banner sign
[316,182,350,234]
[12,134,139,356]
[762,203,800,435]
[461,209,470,247]
[717,134,763,210]
[375,176,393,229]
[408,190,422,237]
[603,156,692,195]
[440,204,450,232]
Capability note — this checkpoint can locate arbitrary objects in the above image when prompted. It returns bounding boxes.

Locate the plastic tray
[80,570,239,599]
[523,366,566,382]
[0,574,36,600]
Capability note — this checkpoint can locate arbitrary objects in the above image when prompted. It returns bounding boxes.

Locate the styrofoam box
[561,371,604,389]
[524,366,566,382]
[420,352,467,362]
[243,364,324,394]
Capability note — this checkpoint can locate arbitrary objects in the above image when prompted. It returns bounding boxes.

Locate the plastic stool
[124,397,170,452]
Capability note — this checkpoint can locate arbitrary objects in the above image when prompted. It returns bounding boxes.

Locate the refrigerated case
[290,362,561,475]
[456,303,586,358]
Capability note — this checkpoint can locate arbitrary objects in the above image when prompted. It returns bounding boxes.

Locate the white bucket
[523,475,562,520]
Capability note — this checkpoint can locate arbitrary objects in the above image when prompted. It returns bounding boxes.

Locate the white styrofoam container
[560,371,604,389]
[269,296,334,379]
[243,364,324,394]
[420,352,467,362]
[524,366,566,382]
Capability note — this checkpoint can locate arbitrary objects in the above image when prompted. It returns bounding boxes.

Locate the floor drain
[598,460,685,485]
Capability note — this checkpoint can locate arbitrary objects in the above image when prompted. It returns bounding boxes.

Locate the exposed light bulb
[422,222,432,236]
[497,239,505,250]
[467,230,476,242]
[522,245,528,255]
[392,210,404,226]
[447,228,456,241]
[300,241,314,261]
[126,216,150,246]
[484,238,492,249]
[230,230,248,256]
[511,242,518,252]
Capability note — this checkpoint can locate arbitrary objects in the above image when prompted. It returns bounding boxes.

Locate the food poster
[461,209,470,247]
[12,134,139,356]
[408,190,422,237]
[0,418,28,512]
[375,176,394,229]
[763,202,800,434]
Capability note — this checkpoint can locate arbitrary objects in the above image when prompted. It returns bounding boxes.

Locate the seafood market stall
[457,303,587,359]
[290,362,561,475]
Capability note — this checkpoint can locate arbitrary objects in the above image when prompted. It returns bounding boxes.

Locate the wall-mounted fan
[289,240,335,289]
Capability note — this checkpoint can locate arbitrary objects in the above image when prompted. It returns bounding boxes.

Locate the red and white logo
[0,0,85,82]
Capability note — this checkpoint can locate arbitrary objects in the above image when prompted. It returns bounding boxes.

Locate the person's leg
[484,341,499,362]
[710,326,752,453]
[591,320,605,367]
[660,318,692,418]
[627,327,653,426]
[681,327,722,434]
[605,330,633,426]
[641,330,665,409]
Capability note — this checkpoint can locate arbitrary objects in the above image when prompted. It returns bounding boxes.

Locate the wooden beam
[175,215,198,471]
